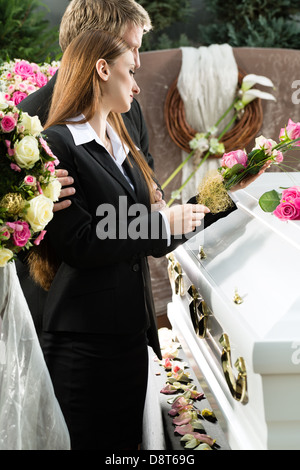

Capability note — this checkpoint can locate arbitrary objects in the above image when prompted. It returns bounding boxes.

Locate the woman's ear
[96,59,110,81]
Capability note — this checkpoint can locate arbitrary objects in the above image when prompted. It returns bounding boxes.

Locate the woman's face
[104,50,140,114]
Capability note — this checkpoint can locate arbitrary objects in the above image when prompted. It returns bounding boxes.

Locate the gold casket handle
[167,255,184,296]
[188,285,209,338]
[219,333,248,405]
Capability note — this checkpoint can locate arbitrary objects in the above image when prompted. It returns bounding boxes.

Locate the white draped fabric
[0,262,70,450]
[177,44,238,202]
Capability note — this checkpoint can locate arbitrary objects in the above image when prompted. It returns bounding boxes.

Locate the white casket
[167,172,300,450]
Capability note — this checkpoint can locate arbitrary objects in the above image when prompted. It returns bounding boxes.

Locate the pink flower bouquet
[0,93,61,266]
[0,59,59,106]
[197,119,300,213]
[259,186,300,221]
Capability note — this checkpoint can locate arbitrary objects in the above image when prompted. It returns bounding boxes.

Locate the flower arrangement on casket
[0,59,59,106]
[196,118,300,214]
[258,120,300,221]
[163,73,277,206]
[0,93,61,267]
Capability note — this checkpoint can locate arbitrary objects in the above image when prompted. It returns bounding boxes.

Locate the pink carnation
[39,136,54,157]
[45,161,56,174]
[6,221,31,247]
[221,149,248,169]
[1,115,16,133]
[12,91,28,105]
[279,119,300,146]
[13,60,34,80]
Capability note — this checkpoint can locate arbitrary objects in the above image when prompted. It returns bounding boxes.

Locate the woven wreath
[164,69,263,155]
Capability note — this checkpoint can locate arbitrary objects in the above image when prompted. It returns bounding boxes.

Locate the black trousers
[41,330,149,450]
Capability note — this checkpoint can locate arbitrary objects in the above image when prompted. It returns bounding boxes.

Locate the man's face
[122,23,144,69]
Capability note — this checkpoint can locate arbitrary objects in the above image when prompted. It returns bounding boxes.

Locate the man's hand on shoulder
[53,169,75,213]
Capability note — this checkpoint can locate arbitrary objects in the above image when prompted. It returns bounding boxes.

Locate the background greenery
[0,0,60,63]
[0,0,299,63]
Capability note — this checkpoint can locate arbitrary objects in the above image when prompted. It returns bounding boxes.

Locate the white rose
[0,92,9,110]
[14,136,40,169]
[0,248,14,267]
[42,178,62,202]
[24,195,53,232]
[20,112,43,136]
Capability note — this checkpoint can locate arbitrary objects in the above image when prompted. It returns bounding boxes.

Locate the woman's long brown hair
[45,29,155,202]
[29,29,156,290]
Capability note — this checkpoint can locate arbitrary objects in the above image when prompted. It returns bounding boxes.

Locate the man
[17,0,161,338]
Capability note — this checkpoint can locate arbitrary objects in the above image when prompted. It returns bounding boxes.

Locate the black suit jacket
[41,125,236,358]
[42,125,172,357]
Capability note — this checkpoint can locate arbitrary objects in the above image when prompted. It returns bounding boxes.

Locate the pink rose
[274,151,283,163]
[1,115,17,133]
[274,202,300,221]
[221,149,248,168]
[35,72,48,88]
[48,66,59,76]
[0,228,10,240]
[24,175,36,186]
[30,63,40,73]
[12,91,28,106]
[13,60,34,80]
[279,119,300,146]
[6,221,31,247]
[254,136,277,156]
[281,187,300,207]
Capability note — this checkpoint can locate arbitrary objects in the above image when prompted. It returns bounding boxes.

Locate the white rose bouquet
[0,93,61,267]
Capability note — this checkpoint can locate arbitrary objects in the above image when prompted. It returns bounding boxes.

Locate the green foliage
[197,0,300,49]
[259,190,282,212]
[0,0,60,63]
[139,0,193,50]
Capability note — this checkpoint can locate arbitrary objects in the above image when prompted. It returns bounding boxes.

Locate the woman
[28,29,209,450]
[30,30,267,450]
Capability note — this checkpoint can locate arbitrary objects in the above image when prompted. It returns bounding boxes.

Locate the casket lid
[179,172,300,374]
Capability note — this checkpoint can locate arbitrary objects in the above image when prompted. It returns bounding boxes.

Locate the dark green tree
[197,0,300,49]
[0,0,60,63]
[138,0,194,50]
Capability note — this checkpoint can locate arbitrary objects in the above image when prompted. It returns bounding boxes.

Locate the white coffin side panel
[167,172,300,450]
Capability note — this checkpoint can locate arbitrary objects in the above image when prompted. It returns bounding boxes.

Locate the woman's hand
[230,161,272,192]
[162,204,210,235]
[53,169,76,213]
[151,183,166,212]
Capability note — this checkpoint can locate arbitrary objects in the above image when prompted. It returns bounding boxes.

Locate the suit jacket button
[132,263,140,272]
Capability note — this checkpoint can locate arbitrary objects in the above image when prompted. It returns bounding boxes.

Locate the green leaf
[259,190,281,212]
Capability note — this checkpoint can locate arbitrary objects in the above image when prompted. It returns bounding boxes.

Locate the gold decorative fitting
[233,288,243,304]
[198,246,207,259]
[219,333,248,405]
[188,285,209,338]
[167,254,184,296]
